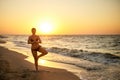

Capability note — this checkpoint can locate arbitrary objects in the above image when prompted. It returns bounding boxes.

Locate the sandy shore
[0,46,80,80]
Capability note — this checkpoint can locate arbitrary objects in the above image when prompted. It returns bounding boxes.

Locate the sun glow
[38,22,53,34]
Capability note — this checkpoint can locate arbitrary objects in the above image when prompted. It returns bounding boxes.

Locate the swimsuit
[32,45,41,51]
[30,38,38,42]
[31,38,41,51]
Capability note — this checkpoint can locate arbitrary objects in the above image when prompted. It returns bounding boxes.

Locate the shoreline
[0,38,120,80]
[0,46,80,80]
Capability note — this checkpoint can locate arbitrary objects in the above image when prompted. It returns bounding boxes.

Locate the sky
[0,0,120,35]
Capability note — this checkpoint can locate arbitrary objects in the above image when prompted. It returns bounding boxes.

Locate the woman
[28,28,48,71]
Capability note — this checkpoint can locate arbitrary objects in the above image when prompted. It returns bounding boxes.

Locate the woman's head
[31,28,36,35]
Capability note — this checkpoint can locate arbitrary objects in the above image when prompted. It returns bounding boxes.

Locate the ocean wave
[13,41,30,48]
[48,47,84,54]
[48,47,120,65]
[0,35,8,38]
[0,39,6,43]
[0,35,7,43]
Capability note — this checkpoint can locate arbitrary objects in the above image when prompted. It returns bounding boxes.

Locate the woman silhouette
[28,28,48,71]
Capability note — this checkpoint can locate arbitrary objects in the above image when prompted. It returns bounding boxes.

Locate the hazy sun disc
[38,22,53,34]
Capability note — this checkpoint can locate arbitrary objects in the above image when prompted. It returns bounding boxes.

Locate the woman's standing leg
[32,50,38,71]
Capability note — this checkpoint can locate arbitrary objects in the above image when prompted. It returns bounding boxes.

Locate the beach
[0,35,120,80]
[0,0,120,79]
[0,46,80,80]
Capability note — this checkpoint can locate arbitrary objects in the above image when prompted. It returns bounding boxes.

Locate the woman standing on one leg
[28,28,48,71]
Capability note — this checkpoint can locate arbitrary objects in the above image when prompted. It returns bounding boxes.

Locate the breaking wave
[48,47,120,65]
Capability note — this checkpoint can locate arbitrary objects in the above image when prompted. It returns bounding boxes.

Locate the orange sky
[0,0,120,35]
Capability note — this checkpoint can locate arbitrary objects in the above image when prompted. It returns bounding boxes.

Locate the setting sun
[38,22,53,34]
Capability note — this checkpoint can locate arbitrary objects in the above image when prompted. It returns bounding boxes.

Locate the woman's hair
[32,28,36,31]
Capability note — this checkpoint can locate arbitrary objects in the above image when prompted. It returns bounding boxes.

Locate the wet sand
[0,46,80,80]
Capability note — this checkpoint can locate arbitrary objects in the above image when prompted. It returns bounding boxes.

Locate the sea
[0,35,120,80]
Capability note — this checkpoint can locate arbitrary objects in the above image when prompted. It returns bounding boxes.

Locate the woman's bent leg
[38,47,48,58]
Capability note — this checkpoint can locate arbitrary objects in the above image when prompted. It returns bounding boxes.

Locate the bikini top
[30,38,38,42]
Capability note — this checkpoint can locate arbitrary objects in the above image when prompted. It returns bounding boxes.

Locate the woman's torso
[30,35,40,49]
